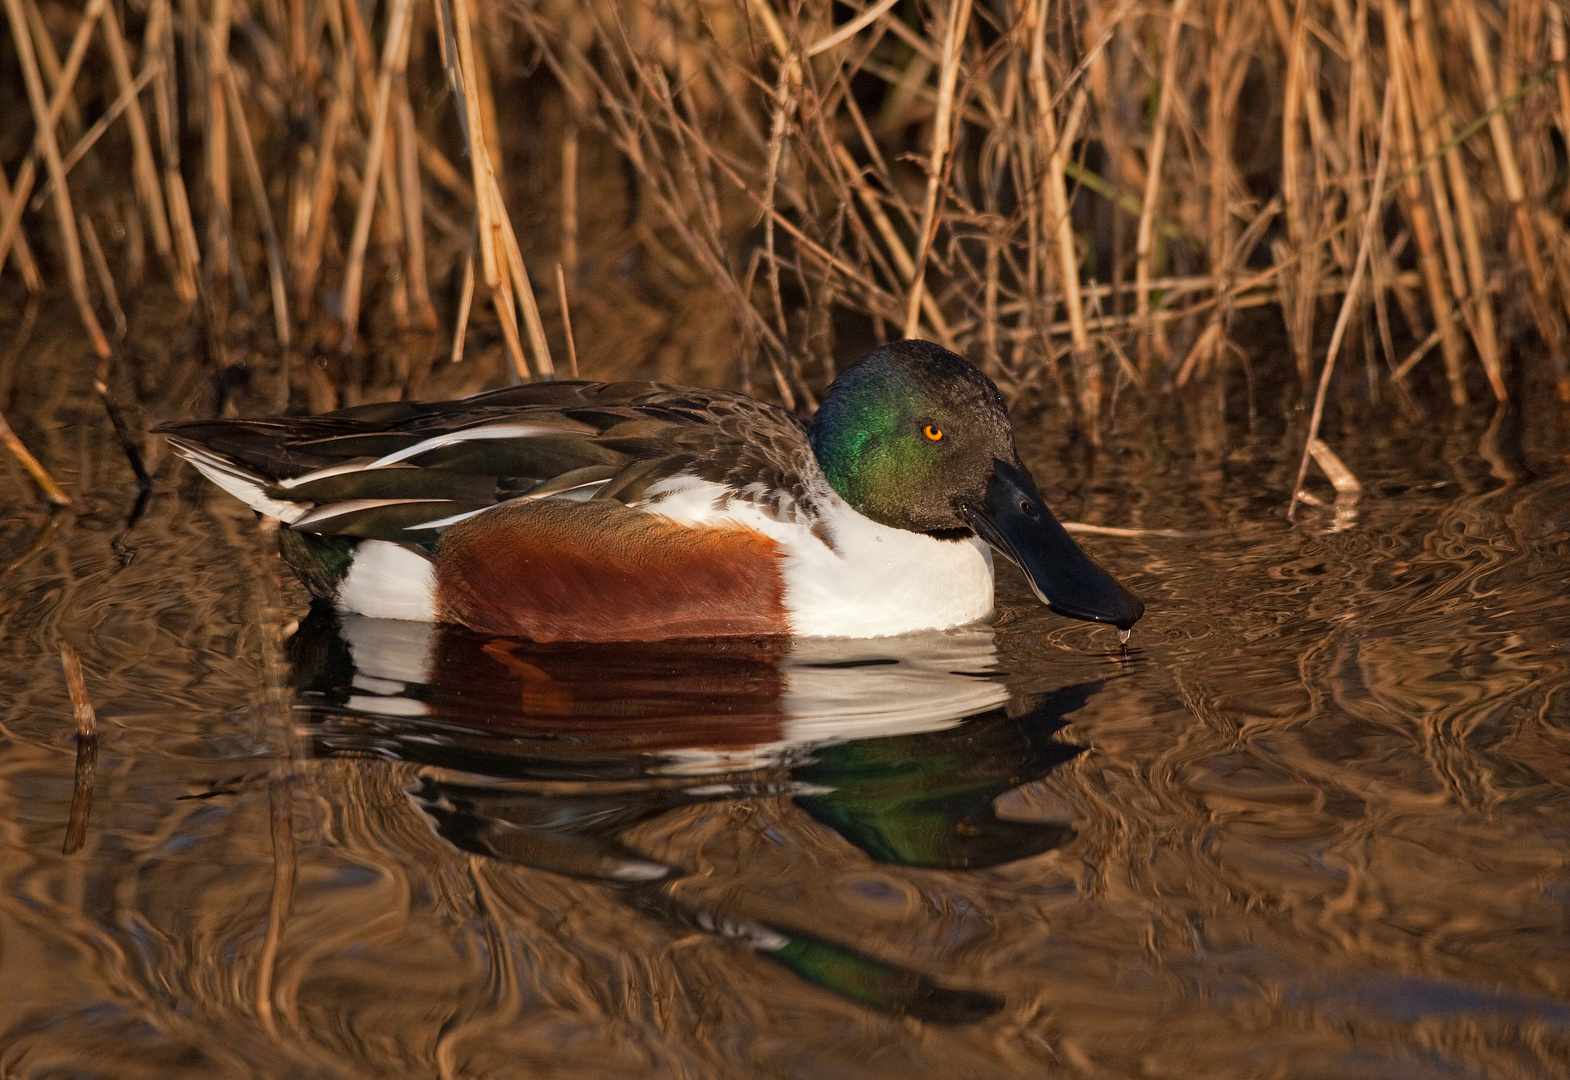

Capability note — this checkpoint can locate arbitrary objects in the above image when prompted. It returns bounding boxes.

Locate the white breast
[639,477,996,637]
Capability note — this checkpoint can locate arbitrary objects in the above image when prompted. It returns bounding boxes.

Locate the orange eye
[923,424,944,442]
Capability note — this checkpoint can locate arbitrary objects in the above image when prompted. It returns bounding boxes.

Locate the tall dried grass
[2,0,1567,490]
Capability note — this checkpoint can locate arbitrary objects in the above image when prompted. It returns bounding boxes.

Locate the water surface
[2,311,1569,1078]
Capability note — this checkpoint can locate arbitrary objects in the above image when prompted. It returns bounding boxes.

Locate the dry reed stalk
[0,168,43,291]
[560,120,578,280]
[761,46,798,347]
[394,14,438,332]
[79,212,127,340]
[555,262,579,378]
[467,0,504,189]
[397,97,439,331]
[1028,1,1094,428]
[145,0,200,302]
[340,0,414,351]
[22,0,85,131]
[47,61,162,189]
[0,0,105,284]
[283,0,311,277]
[4,0,1557,441]
[451,241,475,364]
[1391,310,1458,381]
[1458,0,1559,357]
[1290,87,1392,521]
[1458,0,1544,298]
[1278,0,1320,385]
[3,0,110,359]
[223,66,291,348]
[495,186,556,377]
[1196,0,1248,384]
[1409,0,1504,402]
[206,0,234,309]
[902,0,973,340]
[1133,0,1189,368]
[445,0,526,378]
[1383,2,1466,403]
[416,131,472,203]
[340,0,411,328]
[830,144,953,343]
[1552,7,1570,164]
[0,407,70,505]
[296,55,352,316]
[99,3,176,276]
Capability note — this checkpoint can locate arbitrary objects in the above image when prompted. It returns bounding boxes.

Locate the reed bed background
[2,0,1568,499]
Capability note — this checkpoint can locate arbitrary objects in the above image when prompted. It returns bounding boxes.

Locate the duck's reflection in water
[289,605,1106,1023]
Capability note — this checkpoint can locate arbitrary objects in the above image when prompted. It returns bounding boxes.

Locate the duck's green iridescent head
[811,340,1015,535]
[811,340,1146,631]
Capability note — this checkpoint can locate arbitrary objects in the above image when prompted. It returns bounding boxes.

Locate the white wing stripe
[290,498,450,529]
[276,460,404,489]
[365,420,597,469]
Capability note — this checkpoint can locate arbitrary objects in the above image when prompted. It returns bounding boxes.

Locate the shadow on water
[291,606,1105,1023]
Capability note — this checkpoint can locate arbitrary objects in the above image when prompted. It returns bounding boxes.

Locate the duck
[157,339,1144,641]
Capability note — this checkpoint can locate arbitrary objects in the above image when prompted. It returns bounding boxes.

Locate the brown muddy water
[2,305,1570,1079]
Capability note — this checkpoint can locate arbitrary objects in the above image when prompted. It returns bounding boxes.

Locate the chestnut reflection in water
[291,606,1105,1022]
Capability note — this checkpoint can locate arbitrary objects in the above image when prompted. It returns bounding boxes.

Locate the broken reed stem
[1290,86,1392,522]
[59,643,97,857]
[59,643,97,739]
[2,0,111,359]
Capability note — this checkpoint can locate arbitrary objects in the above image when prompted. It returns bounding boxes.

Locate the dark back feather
[156,381,819,543]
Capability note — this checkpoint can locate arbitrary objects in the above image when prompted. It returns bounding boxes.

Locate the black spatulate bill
[962,458,1145,631]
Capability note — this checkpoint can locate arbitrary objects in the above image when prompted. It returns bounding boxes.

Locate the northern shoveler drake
[158,339,1144,641]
